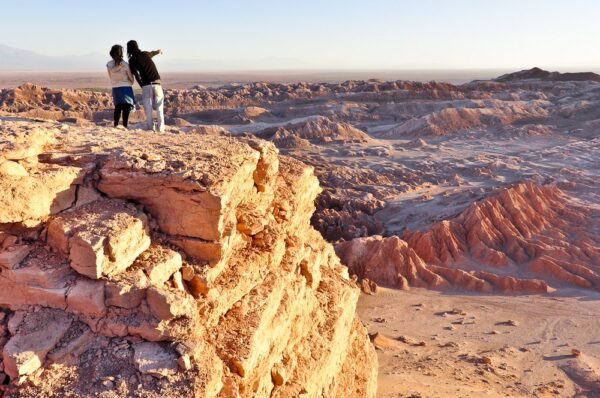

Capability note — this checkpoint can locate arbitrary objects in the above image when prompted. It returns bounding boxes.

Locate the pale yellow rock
[172,271,185,291]
[0,121,377,397]
[178,354,192,371]
[97,138,261,242]
[0,127,57,160]
[47,199,151,279]
[0,160,28,177]
[0,164,83,224]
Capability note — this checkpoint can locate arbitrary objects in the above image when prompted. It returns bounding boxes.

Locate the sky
[3,0,600,70]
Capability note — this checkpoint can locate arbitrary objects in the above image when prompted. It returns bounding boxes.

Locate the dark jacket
[129,50,161,87]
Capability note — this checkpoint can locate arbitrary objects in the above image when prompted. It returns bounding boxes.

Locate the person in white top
[107,45,136,128]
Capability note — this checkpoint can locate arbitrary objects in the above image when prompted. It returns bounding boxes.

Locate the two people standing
[106,40,164,132]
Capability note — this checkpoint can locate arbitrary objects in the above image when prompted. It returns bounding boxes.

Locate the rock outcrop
[379,103,549,137]
[255,116,371,146]
[0,120,377,397]
[496,67,600,83]
[337,182,600,293]
[0,80,476,123]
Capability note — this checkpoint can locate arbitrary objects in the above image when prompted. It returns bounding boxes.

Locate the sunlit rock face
[0,120,377,398]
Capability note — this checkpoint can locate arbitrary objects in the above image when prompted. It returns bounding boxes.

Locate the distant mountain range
[0,44,311,72]
[0,44,106,71]
[495,67,600,83]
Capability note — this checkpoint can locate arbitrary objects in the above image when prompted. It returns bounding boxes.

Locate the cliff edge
[0,120,377,397]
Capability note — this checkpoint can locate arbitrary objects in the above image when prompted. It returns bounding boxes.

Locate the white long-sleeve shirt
[106,60,134,88]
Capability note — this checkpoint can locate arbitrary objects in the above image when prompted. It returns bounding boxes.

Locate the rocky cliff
[0,120,377,397]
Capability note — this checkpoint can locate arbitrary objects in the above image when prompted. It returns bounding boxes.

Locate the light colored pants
[142,84,164,131]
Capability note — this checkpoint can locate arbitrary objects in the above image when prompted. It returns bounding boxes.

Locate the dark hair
[109,45,124,66]
[127,40,140,58]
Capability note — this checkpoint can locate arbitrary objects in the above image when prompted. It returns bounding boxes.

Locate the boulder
[137,245,182,285]
[104,268,149,309]
[0,160,28,177]
[47,199,151,279]
[3,309,73,379]
[146,287,196,321]
[0,164,83,224]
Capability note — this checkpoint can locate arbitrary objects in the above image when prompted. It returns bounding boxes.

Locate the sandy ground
[357,288,600,398]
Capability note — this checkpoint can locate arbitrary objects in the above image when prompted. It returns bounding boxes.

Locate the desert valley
[1,67,600,397]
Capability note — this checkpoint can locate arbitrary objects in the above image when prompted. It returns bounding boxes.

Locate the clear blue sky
[3,0,600,69]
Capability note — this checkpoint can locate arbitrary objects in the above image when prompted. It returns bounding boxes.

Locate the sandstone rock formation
[379,103,549,137]
[0,120,377,397]
[0,83,111,121]
[2,72,600,300]
[337,182,600,293]
[255,116,371,146]
[0,80,479,124]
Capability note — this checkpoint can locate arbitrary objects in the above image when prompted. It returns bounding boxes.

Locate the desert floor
[357,288,600,398]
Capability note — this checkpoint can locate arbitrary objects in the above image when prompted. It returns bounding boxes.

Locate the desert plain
[0,67,599,397]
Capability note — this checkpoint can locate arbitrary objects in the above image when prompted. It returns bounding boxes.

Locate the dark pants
[114,104,132,127]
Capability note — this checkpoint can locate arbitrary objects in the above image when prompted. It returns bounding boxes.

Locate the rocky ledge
[0,120,377,397]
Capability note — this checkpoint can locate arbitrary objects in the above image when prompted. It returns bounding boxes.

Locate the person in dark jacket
[127,40,164,132]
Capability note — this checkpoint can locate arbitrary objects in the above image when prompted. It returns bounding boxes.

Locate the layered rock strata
[337,182,600,293]
[0,120,377,397]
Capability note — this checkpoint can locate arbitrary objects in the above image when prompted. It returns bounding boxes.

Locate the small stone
[187,276,209,297]
[177,354,192,371]
[181,265,195,281]
[441,342,458,348]
[481,356,492,365]
[173,343,189,356]
[271,366,284,386]
[146,287,195,321]
[172,271,185,291]
[571,349,581,357]
[232,359,246,377]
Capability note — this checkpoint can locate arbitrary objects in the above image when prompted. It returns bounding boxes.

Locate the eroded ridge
[0,120,377,398]
[337,182,600,293]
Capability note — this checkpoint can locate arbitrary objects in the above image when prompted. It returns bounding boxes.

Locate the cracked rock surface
[0,120,377,397]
